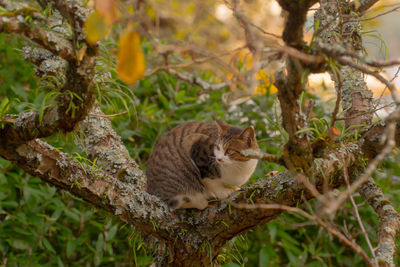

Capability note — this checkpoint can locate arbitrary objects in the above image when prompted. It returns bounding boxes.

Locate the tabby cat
[146,120,258,210]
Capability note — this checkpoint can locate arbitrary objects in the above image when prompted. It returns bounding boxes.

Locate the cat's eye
[226,149,236,155]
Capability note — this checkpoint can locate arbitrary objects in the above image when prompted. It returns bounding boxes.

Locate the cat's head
[214,119,259,164]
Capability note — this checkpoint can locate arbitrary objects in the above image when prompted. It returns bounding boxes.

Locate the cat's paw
[213,185,238,199]
[169,193,208,210]
[202,178,239,200]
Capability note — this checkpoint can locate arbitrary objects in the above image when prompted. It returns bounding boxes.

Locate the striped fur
[146,120,259,210]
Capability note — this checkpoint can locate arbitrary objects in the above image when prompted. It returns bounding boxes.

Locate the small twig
[274,45,324,65]
[280,220,317,228]
[373,66,400,111]
[355,0,380,14]
[165,69,229,95]
[144,46,246,78]
[88,110,128,118]
[248,21,282,39]
[229,0,263,92]
[343,160,378,265]
[235,203,376,267]
[305,99,315,121]
[319,42,400,69]
[0,116,17,123]
[242,148,325,202]
[296,172,324,200]
[335,103,394,121]
[229,0,260,54]
[335,56,400,103]
[330,69,342,128]
[240,148,284,165]
[345,6,400,23]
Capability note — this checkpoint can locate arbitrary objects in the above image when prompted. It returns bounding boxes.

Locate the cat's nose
[216,158,224,163]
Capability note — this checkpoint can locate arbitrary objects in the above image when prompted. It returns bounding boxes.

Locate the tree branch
[0,14,74,61]
[0,2,97,145]
[75,104,146,189]
[359,178,400,267]
[0,138,174,228]
[37,0,90,42]
[272,0,317,172]
[276,0,318,47]
[343,159,377,265]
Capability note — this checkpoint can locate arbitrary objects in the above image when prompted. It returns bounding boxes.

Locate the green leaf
[57,256,65,267]
[268,223,277,243]
[42,237,56,254]
[10,239,30,250]
[158,91,170,110]
[259,246,277,266]
[94,233,104,266]
[0,96,9,115]
[64,209,80,222]
[66,240,76,257]
[106,224,118,241]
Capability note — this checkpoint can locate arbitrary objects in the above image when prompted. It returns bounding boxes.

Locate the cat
[146,120,259,210]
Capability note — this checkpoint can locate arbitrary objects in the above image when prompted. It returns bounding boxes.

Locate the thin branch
[343,160,377,265]
[335,56,400,103]
[325,109,399,215]
[166,69,229,95]
[318,40,400,69]
[88,110,128,118]
[330,69,342,129]
[227,0,261,54]
[144,46,246,79]
[355,0,380,14]
[240,148,284,165]
[248,21,282,39]
[347,6,400,23]
[335,103,394,121]
[235,203,376,267]
[273,45,324,65]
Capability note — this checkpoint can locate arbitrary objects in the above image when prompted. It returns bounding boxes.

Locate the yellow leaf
[269,84,278,94]
[117,30,146,85]
[256,69,267,80]
[76,43,87,65]
[254,85,266,95]
[393,148,398,158]
[84,10,109,44]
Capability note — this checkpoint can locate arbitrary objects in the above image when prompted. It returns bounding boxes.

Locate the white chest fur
[201,159,258,200]
[219,159,258,186]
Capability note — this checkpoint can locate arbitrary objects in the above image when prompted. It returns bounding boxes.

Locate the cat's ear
[215,119,228,134]
[239,126,255,143]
